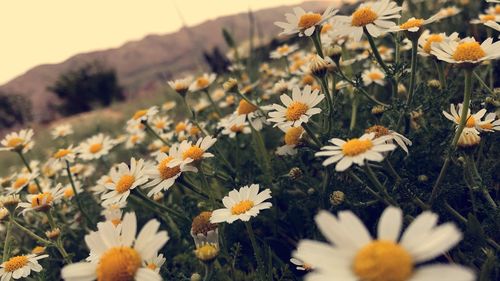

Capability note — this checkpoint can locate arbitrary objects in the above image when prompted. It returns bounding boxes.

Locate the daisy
[51,124,73,139]
[389,15,440,36]
[442,104,492,133]
[101,202,126,226]
[78,133,116,161]
[485,20,500,31]
[143,148,196,197]
[168,136,217,168]
[0,129,34,153]
[210,184,272,224]
[50,145,77,163]
[335,0,403,41]
[168,77,192,96]
[267,85,324,128]
[143,254,166,273]
[5,172,39,194]
[290,257,313,271]
[315,133,397,172]
[293,207,474,281]
[435,6,462,20]
[470,13,500,25]
[0,253,49,280]
[276,126,305,156]
[61,212,169,281]
[417,31,459,57]
[362,66,386,86]
[270,44,299,59]
[365,125,412,154]
[478,112,500,132]
[274,6,338,37]
[63,181,83,200]
[189,73,216,92]
[127,106,159,126]
[236,99,267,130]
[101,158,149,206]
[125,131,146,149]
[431,37,500,65]
[18,183,65,215]
[218,114,251,138]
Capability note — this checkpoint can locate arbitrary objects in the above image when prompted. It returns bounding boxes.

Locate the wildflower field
[1,0,500,280]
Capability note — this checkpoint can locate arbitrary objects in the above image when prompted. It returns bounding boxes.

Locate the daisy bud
[398,84,407,96]
[288,167,303,180]
[427,79,442,89]
[223,78,238,92]
[457,129,481,148]
[310,55,329,77]
[329,191,345,206]
[307,188,316,195]
[417,175,429,182]
[46,228,61,240]
[194,243,219,262]
[191,273,202,281]
[0,195,20,213]
[324,45,342,64]
[371,105,387,116]
[0,208,9,221]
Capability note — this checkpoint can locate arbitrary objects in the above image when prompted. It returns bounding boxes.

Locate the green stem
[363,164,397,206]
[133,191,190,222]
[203,263,214,281]
[301,123,322,147]
[65,161,94,228]
[319,76,333,134]
[198,165,217,208]
[364,27,389,73]
[348,171,388,205]
[310,29,324,58]
[335,69,389,107]
[244,221,265,276]
[406,39,418,107]
[17,151,42,193]
[204,89,222,117]
[144,123,170,146]
[349,94,359,131]
[430,69,473,204]
[434,58,447,89]
[11,218,51,245]
[473,71,495,96]
[2,219,12,262]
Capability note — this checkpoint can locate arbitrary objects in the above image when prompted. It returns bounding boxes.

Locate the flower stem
[363,164,397,206]
[319,76,333,134]
[133,190,190,222]
[301,123,322,147]
[16,151,42,193]
[144,122,170,146]
[430,69,473,204]
[198,164,217,208]
[204,89,222,117]
[203,263,214,281]
[2,219,12,262]
[65,161,95,228]
[406,39,419,107]
[434,58,447,89]
[244,221,265,277]
[364,27,389,73]
[473,71,494,96]
[310,28,324,58]
[11,218,50,245]
[349,94,359,131]
[334,68,389,107]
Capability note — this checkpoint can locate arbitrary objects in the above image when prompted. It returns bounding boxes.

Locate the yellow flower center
[7,137,24,148]
[368,72,384,80]
[286,101,309,121]
[28,183,38,194]
[182,146,204,160]
[13,177,28,189]
[353,240,413,281]
[277,45,290,54]
[480,122,493,130]
[175,122,187,133]
[284,127,304,145]
[64,187,75,198]
[237,100,257,115]
[154,121,166,129]
[31,192,54,208]
[321,23,332,33]
[96,246,141,281]
[230,125,244,133]
[455,116,476,128]
[496,6,500,14]
[423,34,443,53]
[4,255,29,272]
[130,135,140,144]
[159,145,170,153]
[157,157,181,180]
[480,14,496,22]
[32,246,46,254]
[196,77,210,88]
[231,200,254,215]
[452,42,486,62]
[194,244,219,261]
[111,218,122,226]
[147,263,157,270]
[89,143,103,154]
[132,109,147,120]
[115,175,135,193]
[351,7,378,27]
[53,149,71,159]
[302,74,315,85]
[342,138,374,156]
[190,126,200,136]
[399,18,424,30]
[298,13,322,29]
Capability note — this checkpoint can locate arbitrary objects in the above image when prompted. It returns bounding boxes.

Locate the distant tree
[48,62,124,116]
[203,47,231,74]
[0,92,32,129]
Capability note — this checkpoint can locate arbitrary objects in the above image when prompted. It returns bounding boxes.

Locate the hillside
[0,1,330,122]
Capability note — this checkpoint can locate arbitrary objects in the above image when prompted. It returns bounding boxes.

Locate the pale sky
[0,0,308,85]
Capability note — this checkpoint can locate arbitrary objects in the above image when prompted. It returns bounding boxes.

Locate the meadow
[0,0,499,280]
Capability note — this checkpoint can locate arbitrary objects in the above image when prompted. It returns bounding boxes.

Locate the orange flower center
[64,188,75,198]
[115,175,135,193]
[368,72,384,80]
[154,121,166,129]
[423,34,443,53]
[231,200,254,215]
[302,74,315,85]
[277,45,290,54]
[182,146,204,161]
[452,42,486,62]
[230,125,244,133]
[147,263,157,270]
[31,192,54,208]
[399,18,424,30]
[132,109,147,120]
[196,77,210,88]
[342,138,374,156]
[284,127,304,145]
[237,100,257,115]
[190,126,200,136]
[53,149,71,159]
[96,247,141,281]
[7,137,24,148]
[455,116,476,128]
[286,101,309,121]
[89,143,103,154]
[351,7,378,27]
[321,23,332,33]
[480,14,496,22]
[13,177,28,189]
[175,122,187,133]
[159,145,170,153]
[157,157,181,180]
[4,255,29,272]
[298,13,322,29]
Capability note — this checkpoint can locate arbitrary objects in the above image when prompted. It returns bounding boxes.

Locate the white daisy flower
[484,20,500,32]
[78,133,116,161]
[168,136,217,169]
[365,125,412,154]
[268,85,324,128]
[143,254,166,273]
[417,31,459,57]
[218,114,251,138]
[125,131,146,149]
[51,124,73,139]
[470,13,500,25]
[0,253,48,280]
[0,129,34,153]
[362,66,386,86]
[431,37,500,65]
[18,183,65,215]
[435,6,462,20]
[189,73,216,92]
[335,0,403,41]
[274,6,338,37]
[290,257,313,271]
[61,212,169,281]
[270,44,299,59]
[315,133,397,172]
[143,148,196,197]
[101,158,150,206]
[168,77,192,96]
[442,104,494,133]
[101,202,126,226]
[210,184,272,224]
[235,100,267,131]
[62,180,84,200]
[5,172,38,194]
[161,101,176,112]
[389,15,440,34]
[127,106,159,126]
[293,207,475,281]
[50,145,77,163]
[486,4,500,15]
[478,112,500,132]
[276,126,305,156]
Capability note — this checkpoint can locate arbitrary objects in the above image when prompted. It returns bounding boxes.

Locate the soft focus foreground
[1,0,499,280]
